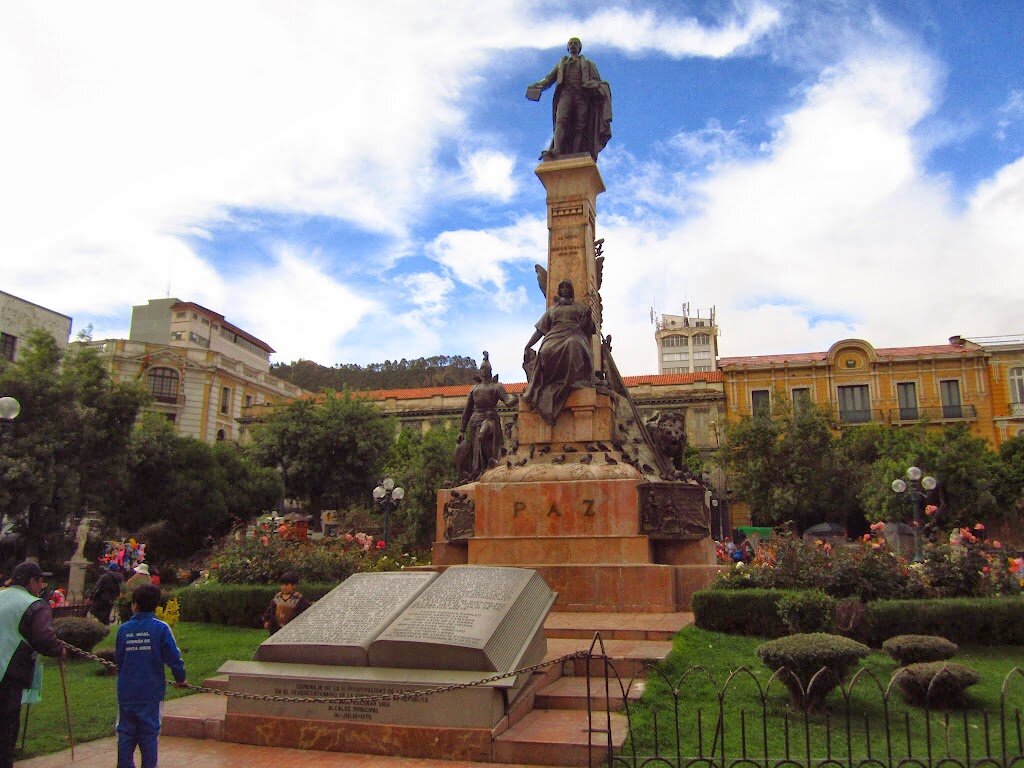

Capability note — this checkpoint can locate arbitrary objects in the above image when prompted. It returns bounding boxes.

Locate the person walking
[0,561,66,768]
[124,563,152,591]
[116,583,187,768]
[90,562,124,625]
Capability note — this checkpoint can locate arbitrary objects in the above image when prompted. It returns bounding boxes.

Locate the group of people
[717,537,756,564]
[89,561,158,626]
[0,559,187,768]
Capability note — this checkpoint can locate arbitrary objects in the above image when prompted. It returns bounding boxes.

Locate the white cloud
[462,150,518,201]
[426,216,547,310]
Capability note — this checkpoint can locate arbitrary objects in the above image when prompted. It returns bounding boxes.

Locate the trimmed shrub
[882,635,958,666]
[863,597,1024,646]
[692,588,793,637]
[174,582,336,627]
[53,616,109,655]
[756,632,870,711]
[776,590,836,633]
[894,662,980,708]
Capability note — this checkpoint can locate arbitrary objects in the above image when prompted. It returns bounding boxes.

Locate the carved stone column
[534,155,605,364]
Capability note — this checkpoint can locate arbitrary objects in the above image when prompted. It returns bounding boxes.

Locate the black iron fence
[584,636,1024,768]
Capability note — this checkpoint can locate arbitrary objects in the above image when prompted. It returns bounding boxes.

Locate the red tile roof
[350,371,721,401]
[718,344,978,368]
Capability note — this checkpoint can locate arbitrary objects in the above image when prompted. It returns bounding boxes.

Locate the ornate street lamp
[372,478,404,548]
[891,466,937,563]
[0,396,20,423]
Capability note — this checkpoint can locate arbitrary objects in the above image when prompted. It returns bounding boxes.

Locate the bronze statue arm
[524,328,544,350]
[458,394,474,439]
[529,62,559,91]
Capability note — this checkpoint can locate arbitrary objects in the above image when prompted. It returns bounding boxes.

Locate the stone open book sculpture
[254,566,555,672]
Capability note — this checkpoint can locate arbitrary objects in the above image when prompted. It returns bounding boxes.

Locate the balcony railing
[152,393,185,406]
[890,404,977,422]
[836,408,885,424]
[1010,401,1024,418]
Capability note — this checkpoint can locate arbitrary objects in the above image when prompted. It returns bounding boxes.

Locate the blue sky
[2,1,1022,382]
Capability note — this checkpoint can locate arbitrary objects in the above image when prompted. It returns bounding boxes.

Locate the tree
[998,433,1024,513]
[719,398,846,531]
[115,413,282,558]
[0,332,147,561]
[250,391,393,527]
[383,427,458,550]
[852,424,1003,529]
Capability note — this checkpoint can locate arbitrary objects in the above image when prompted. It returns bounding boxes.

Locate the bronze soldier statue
[455,353,519,482]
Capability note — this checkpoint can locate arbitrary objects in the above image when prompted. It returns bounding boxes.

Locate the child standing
[115,584,188,768]
[262,571,312,634]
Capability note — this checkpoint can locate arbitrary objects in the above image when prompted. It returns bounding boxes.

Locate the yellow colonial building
[77,299,306,443]
[716,335,1024,445]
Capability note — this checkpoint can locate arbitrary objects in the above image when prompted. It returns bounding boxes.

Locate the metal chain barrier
[59,640,597,705]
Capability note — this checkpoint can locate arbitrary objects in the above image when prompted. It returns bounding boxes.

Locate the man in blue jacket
[116,583,187,768]
[0,561,65,768]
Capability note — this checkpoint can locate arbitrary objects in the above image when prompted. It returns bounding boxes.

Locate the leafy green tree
[997,433,1024,513]
[719,397,846,531]
[250,391,393,527]
[115,413,282,558]
[853,424,1003,529]
[383,427,458,550]
[0,332,147,560]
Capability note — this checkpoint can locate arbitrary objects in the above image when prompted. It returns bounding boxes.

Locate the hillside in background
[270,355,480,392]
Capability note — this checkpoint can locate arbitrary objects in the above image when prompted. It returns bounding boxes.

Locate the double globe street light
[891,466,937,563]
[372,478,404,548]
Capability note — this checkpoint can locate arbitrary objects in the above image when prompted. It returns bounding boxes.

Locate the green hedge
[863,597,1024,646]
[114,589,176,623]
[692,588,803,637]
[172,583,336,627]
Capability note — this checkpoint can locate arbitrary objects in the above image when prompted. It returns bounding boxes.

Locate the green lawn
[21,621,266,759]
[622,626,1024,764]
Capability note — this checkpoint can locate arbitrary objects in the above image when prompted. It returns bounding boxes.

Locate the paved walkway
[16,737,557,768]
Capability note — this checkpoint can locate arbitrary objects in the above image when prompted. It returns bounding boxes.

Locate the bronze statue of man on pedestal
[527,37,613,161]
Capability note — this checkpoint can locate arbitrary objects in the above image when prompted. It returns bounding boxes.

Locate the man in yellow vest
[0,561,65,768]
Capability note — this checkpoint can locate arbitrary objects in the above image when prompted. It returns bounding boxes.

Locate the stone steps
[492,709,628,766]
[533,675,645,711]
[543,610,692,641]
[161,692,226,739]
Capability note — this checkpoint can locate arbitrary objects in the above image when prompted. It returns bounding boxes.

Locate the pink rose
[924,505,937,516]
[973,522,985,531]
[376,540,386,550]
[870,522,886,532]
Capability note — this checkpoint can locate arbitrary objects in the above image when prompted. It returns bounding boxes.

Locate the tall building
[965,334,1024,444]
[78,299,306,443]
[0,290,72,363]
[652,305,718,374]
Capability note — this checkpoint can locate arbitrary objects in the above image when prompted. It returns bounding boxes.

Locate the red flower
[260,536,269,546]
[973,522,985,531]
[376,540,386,549]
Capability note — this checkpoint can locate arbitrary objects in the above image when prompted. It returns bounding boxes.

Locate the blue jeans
[117,701,161,768]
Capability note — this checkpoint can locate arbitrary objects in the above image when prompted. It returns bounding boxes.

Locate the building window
[693,333,711,346]
[170,331,184,341]
[174,311,186,319]
[0,332,16,362]
[1010,368,1024,404]
[662,334,687,348]
[695,321,706,327]
[216,429,226,441]
[693,365,713,372]
[188,331,209,348]
[693,350,713,360]
[164,413,176,423]
[792,387,811,414]
[838,384,871,423]
[664,366,687,373]
[245,394,253,408]
[940,379,962,419]
[662,352,688,362]
[220,386,231,415]
[751,390,771,417]
[146,367,180,404]
[897,382,918,420]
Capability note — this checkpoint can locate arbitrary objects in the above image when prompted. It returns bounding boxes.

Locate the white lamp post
[372,478,404,547]
[891,466,937,562]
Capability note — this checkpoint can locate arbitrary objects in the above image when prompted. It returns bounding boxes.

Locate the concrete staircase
[163,611,692,767]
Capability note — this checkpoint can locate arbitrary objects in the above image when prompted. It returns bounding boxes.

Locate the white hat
[134,563,150,576]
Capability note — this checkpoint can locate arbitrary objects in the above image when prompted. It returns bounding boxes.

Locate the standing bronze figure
[455,353,518,482]
[526,37,612,160]
[522,280,596,425]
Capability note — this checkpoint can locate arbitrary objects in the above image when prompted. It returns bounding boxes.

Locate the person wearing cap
[125,563,152,591]
[0,561,65,768]
[89,562,125,625]
[262,572,311,634]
